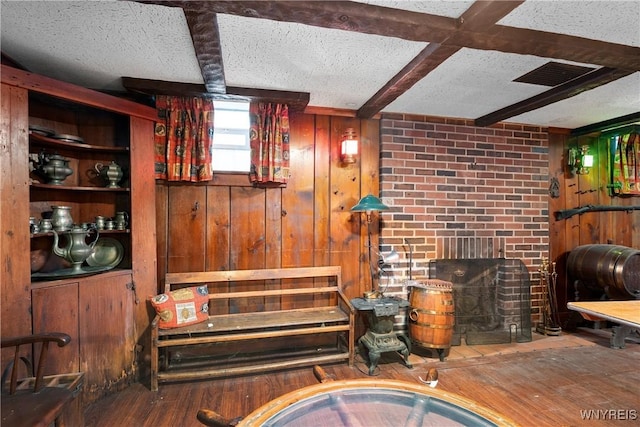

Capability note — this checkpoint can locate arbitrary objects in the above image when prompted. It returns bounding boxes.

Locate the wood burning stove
[351,296,412,375]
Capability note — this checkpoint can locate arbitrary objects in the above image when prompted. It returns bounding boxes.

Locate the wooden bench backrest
[165,266,342,291]
[164,266,344,313]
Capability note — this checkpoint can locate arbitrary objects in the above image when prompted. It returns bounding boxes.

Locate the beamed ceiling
[1,0,639,130]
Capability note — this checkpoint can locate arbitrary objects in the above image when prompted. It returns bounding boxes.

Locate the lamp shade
[341,128,358,164]
[350,194,389,212]
[583,154,594,168]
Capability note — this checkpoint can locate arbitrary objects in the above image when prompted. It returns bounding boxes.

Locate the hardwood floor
[84,328,639,426]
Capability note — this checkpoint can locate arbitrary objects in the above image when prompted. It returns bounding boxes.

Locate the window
[211,100,250,172]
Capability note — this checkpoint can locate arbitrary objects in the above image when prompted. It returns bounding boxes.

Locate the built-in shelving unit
[1,64,158,405]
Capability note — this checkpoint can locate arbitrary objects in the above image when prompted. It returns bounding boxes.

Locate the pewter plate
[52,133,85,144]
[29,124,55,136]
[86,238,124,268]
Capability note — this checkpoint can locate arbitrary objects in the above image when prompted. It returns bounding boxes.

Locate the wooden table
[567,300,640,348]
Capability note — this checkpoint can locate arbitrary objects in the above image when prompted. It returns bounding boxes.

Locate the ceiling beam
[455,0,525,31]
[174,0,459,41]
[474,67,635,127]
[357,44,460,119]
[121,77,310,112]
[571,112,640,136]
[357,0,522,119]
[183,8,226,93]
[459,25,640,71]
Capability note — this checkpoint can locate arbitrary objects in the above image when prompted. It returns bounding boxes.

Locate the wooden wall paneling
[1,84,31,373]
[582,136,601,244]
[28,100,79,137]
[76,110,122,148]
[283,113,315,268]
[205,186,230,271]
[572,136,598,245]
[31,282,80,375]
[564,146,581,250]
[282,113,315,309]
[167,185,207,272]
[577,176,600,244]
[264,187,283,311]
[547,132,570,320]
[206,185,231,314]
[608,151,635,247]
[594,137,607,243]
[155,184,168,290]
[230,187,266,313]
[631,209,640,248]
[329,116,361,300]
[565,135,586,303]
[79,271,136,404]
[264,187,282,270]
[633,211,640,248]
[313,115,332,306]
[359,119,381,297]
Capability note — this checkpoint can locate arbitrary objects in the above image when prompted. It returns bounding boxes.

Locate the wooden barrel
[567,244,640,299]
[408,280,455,349]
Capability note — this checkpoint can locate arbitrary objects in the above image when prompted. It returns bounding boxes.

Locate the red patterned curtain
[249,103,290,185]
[154,96,214,182]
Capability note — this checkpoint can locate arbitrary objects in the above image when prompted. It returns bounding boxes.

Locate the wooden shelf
[31,229,130,238]
[29,132,129,153]
[30,183,130,192]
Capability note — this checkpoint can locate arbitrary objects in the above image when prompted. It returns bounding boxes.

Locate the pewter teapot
[52,225,99,273]
[95,161,123,188]
[33,152,73,185]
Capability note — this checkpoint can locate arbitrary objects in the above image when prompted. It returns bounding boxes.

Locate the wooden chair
[1,332,83,427]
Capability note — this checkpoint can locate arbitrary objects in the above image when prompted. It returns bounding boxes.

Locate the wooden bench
[150,266,355,391]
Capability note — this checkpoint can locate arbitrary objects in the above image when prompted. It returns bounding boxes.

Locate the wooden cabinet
[32,281,80,374]
[1,65,158,404]
[32,270,137,403]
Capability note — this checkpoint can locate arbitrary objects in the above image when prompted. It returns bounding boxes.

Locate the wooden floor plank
[84,328,640,426]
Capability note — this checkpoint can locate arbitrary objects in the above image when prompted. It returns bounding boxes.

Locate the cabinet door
[79,271,136,403]
[32,281,80,375]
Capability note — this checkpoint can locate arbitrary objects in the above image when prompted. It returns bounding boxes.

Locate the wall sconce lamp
[568,145,594,175]
[351,194,389,299]
[340,128,358,164]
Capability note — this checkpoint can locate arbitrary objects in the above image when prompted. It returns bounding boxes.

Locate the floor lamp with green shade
[351,194,390,300]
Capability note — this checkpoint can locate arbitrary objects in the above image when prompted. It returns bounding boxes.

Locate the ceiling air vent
[514,61,596,87]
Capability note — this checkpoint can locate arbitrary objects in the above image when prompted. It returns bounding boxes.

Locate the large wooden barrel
[567,244,640,299]
[408,280,455,349]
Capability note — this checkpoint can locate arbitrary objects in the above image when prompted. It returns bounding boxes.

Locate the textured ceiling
[1,0,639,130]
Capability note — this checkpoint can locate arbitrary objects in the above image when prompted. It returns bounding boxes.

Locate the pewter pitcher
[95,161,123,188]
[52,225,99,273]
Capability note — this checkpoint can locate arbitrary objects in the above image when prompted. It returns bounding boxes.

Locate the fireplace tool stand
[352,297,412,375]
[536,258,561,336]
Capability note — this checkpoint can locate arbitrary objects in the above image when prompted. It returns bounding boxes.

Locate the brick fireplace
[427,257,532,345]
[377,113,549,330]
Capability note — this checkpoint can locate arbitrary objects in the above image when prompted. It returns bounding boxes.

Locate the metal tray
[86,237,124,268]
